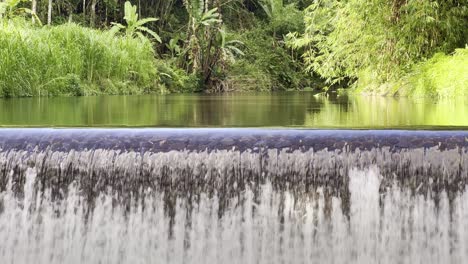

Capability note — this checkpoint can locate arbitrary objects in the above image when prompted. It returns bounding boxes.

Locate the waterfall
[0,129,467,263]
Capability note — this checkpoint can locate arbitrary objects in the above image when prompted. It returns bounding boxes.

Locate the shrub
[156,59,201,93]
[226,25,317,91]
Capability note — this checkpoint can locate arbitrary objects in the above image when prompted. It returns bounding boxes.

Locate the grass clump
[401,48,468,97]
[353,49,468,97]
[0,21,158,97]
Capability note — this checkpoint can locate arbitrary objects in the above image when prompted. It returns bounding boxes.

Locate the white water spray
[1,166,468,263]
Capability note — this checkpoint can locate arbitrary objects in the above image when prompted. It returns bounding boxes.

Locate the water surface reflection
[0,92,466,128]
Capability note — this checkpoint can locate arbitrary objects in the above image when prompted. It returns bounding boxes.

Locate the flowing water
[1,129,468,263]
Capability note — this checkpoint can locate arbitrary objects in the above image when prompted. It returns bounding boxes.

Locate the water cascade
[1,129,467,263]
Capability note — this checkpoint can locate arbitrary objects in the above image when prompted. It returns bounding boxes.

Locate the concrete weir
[1,128,468,263]
[1,129,467,196]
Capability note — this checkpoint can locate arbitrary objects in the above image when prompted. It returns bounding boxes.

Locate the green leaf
[111,22,125,29]
[109,23,125,35]
[226,46,245,57]
[124,1,138,24]
[137,26,162,43]
[7,0,21,9]
[200,18,221,26]
[134,17,159,28]
[226,40,244,46]
[202,8,219,19]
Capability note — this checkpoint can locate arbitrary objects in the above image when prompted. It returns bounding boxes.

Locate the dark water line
[0,128,467,152]
[2,125,468,130]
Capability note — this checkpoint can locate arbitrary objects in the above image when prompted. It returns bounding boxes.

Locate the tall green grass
[402,48,468,97]
[354,48,468,97]
[0,21,158,97]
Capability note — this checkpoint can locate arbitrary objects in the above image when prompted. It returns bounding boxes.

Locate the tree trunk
[83,0,86,16]
[138,0,141,18]
[32,0,37,24]
[90,0,97,27]
[48,0,53,25]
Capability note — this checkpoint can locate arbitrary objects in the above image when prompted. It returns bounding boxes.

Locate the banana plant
[258,0,284,19]
[0,0,41,24]
[184,0,221,25]
[166,37,182,58]
[181,0,246,90]
[219,27,244,63]
[182,0,222,73]
[257,0,287,38]
[110,1,161,43]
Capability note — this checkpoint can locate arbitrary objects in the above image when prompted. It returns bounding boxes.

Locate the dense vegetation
[0,0,467,97]
[287,0,468,95]
[0,21,158,97]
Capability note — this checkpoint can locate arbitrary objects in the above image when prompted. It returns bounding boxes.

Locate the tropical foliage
[0,22,157,97]
[0,0,39,23]
[287,0,468,95]
[110,1,161,43]
[0,0,466,97]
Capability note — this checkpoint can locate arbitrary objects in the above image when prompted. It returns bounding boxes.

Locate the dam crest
[0,129,467,263]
